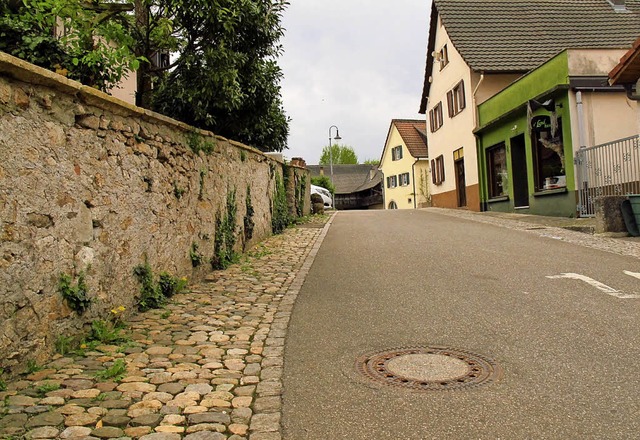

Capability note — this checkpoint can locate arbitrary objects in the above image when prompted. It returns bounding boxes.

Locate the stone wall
[0,52,309,371]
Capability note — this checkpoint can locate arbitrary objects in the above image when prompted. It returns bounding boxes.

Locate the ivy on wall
[212,187,238,270]
[271,166,290,234]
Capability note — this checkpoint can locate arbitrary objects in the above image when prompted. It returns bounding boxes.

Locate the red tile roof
[392,119,429,158]
[609,35,640,85]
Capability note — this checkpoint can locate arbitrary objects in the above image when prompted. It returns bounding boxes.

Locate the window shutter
[447,91,454,118]
[431,160,436,184]
[429,110,434,132]
[459,80,466,110]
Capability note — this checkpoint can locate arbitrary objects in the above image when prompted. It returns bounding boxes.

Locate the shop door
[510,134,529,208]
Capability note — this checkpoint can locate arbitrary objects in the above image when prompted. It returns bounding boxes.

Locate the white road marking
[623,271,640,280]
[546,273,640,299]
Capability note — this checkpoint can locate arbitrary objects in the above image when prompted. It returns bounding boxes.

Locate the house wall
[108,70,137,105]
[476,49,638,217]
[380,125,428,209]
[472,72,523,105]
[477,93,578,217]
[426,23,478,210]
[425,22,521,211]
[0,52,309,370]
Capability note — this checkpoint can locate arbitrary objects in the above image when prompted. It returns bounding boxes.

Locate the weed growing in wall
[244,186,255,246]
[199,168,207,200]
[187,132,215,155]
[272,168,290,234]
[240,150,247,162]
[211,187,239,270]
[190,242,204,267]
[58,272,91,313]
[173,182,186,199]
[133,261,187,311]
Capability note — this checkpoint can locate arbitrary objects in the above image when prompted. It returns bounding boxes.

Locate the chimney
[608,0,628,12]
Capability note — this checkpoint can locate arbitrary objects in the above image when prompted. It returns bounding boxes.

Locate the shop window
[447,80,466,117]
[431,155,445,185]
[391,146,403,161]
[387,175,398,188]
[399,172,410,186]
[487,143,508,198]
[532,116,565,191]
[429,102,444,132]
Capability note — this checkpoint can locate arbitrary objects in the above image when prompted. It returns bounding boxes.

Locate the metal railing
[575,135,640,217]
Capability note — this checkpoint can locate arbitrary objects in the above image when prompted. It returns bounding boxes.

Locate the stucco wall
[0,52,309,370]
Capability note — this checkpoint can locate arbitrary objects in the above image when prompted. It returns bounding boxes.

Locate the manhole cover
[355,346,502,391]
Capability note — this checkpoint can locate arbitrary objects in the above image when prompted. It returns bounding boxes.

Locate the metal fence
[575,135,640,217]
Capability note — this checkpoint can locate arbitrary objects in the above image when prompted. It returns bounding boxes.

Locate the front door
[510,134,529,208]
[455,158,466,207]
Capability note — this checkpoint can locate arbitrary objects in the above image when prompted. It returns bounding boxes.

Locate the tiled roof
[392,119,429,158]
[609,35,640,84]
[308,164,383,194]
[436,0,640,72]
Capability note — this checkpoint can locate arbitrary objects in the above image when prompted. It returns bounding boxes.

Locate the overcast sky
[279,0,431,164]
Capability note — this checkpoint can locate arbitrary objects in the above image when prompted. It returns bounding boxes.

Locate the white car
[310,184,333,208]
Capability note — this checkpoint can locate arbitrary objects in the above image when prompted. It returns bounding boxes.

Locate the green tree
[319,144,358,165]
[147,0,290,152]
[310,175,335,195]
[363,158,380,166]
[0,0,140,91]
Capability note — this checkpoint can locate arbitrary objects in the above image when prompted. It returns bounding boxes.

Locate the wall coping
[0,51,286,163]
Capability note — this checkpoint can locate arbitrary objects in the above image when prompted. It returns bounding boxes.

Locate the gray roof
[437,0,640,72]
[308,165,383,195]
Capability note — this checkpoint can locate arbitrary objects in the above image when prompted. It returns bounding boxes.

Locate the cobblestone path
[0,219,330,440]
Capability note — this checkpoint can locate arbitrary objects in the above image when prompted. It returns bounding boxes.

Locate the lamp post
[328,125,341,209]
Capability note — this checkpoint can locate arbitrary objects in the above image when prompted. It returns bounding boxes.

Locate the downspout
[576,91,587,149]
[472,73,486,129]
[412,159,419,209]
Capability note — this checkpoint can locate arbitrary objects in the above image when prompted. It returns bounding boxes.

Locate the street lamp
[328,125,341,209]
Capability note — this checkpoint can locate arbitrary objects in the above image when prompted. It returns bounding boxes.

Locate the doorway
[510,134,529,208]
[455,159,466,207]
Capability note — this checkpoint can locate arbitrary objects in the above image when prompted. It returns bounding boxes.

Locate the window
[429,102,444,132]
[447,80,466,117]
[391,146,403,161]
[439,45,449,70]
[388,201,398,209]
[533,116,566,190]
[399,172,410,186]
[431,155,445,185]
[532,116,565,191]
[487,143,508,198]
[386,175,398,188]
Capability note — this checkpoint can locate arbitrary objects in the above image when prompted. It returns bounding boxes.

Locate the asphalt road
[282,209,640,440]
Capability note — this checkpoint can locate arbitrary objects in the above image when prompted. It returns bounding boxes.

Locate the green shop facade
[475,49,631,217]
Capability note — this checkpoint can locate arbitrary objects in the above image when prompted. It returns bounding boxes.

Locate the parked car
[310,184,332,208]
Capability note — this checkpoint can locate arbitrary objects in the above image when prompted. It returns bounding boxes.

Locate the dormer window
[391,146,403,161]
[439,45,449,70]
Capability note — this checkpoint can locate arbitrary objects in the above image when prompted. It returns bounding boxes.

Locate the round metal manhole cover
[355,346,502,391]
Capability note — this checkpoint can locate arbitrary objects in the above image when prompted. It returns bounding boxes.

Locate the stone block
[594,196,627,233]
